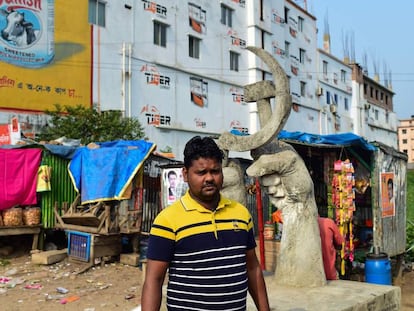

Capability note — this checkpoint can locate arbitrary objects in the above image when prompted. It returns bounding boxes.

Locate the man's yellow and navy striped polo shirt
[147,191,256,311]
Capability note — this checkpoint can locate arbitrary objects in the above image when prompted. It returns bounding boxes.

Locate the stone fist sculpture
[247,141,326,287]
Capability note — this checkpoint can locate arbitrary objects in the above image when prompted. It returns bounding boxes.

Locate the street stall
[52,140,156,265]
[277,130,407,280]
[0,147,43,250]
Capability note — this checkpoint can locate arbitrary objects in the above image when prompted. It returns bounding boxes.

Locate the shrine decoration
[331,159,355,275]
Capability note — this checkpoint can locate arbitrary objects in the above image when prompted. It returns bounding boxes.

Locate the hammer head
[244,80,275,102]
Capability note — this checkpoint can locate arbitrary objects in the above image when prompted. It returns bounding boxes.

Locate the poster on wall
[381,172,395,218]
[0,0,91,111]
[161,168,187,208]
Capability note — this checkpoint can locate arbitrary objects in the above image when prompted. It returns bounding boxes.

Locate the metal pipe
[255,178,265,270]
[122,42,126,117]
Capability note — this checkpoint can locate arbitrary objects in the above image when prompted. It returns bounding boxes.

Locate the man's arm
[246,249,270,311]
[141,259,169,311]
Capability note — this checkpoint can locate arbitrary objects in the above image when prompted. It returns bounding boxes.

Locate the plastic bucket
[365,252,392,285]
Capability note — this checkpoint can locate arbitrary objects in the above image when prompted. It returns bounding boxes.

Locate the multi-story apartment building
[398,118,414,168]
[317,41,397,148]
[316,49,353,135]
[0,0,398,159]
[353,64,398,149]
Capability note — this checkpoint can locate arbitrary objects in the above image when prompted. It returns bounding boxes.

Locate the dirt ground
[0,236,413,311]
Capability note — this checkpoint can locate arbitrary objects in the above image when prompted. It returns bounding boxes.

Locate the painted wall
[0,0,91,112]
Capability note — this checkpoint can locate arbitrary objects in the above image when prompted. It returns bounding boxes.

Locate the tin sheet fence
[40,152,77,228]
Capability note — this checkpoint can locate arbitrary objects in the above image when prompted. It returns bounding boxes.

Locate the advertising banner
[0,0,91,111]
[381,172,395,218]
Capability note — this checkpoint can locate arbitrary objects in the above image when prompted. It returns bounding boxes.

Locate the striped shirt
[147,192,256,311]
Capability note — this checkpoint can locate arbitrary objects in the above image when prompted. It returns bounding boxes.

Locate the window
[299,48,306,64]
[284,41,290,57]
[89,0,106,27]
[402,129,407,134]
[300,81,306,97]
[326,91,331,104]
[333,94,338,105]
[221,4,233,27]
[189,36,200,58]
[298,16,304,32]
[322,61,328,77]
[341,70,346,83]
[344,98,349,110]
[402,139,408,144]
[284,7,289,23]
[230,51,239,71]
[154,21,167,47]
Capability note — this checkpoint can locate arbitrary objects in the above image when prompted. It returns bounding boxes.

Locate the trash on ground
[24,283,43,290]
[56,286,69,294]
[60,295,80,304]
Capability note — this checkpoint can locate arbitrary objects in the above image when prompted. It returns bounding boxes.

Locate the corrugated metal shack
[370,141,407,258]
[278,131,407,261]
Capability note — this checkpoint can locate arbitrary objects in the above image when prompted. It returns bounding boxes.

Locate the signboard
[0,0,91,111]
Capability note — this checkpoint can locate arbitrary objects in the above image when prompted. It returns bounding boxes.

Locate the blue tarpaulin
[278,130,376,151]
[68,140,156,204]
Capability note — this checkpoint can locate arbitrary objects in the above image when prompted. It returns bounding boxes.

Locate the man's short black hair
[168,170,177,178]
[184,136,224,169]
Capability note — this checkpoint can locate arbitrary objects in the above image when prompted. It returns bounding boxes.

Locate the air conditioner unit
[316,87,323,96]
[330,104,337,114]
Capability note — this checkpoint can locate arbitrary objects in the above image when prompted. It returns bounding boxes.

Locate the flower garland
[331,159,355,275]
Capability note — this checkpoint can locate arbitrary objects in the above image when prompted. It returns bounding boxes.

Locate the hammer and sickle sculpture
[218,46,291,208]
[217,46,292,153]
[219,47,327,288]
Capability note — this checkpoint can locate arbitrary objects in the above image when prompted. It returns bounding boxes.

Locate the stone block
[120,253,140,267]
[31,249,68,265]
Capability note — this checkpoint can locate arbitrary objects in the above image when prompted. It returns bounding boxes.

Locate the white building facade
[0,0,398,158]
[90,0,322,160]
[316,49,353,135]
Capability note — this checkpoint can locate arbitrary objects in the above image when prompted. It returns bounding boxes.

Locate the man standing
[141,136,269,310]
[318,216,344,280]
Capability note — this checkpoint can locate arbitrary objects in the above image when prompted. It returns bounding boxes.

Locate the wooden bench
[0,225,41,250]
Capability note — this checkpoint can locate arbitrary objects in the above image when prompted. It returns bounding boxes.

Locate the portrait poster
[381,172,395,218]
[161,167,187,208]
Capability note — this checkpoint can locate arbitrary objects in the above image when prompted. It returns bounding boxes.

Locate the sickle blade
[217,46,292,152]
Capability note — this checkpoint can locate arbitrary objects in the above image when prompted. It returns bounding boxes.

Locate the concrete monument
[218,46,326,287]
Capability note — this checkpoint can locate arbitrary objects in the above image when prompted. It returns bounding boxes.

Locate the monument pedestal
[247,278,400,310]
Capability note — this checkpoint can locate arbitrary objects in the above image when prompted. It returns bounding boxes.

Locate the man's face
[387,181,393,199]
[168,173,177,188]
[183,157,223,203]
